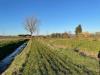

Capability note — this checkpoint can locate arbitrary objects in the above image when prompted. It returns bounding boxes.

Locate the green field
[3,38,99,75]
[44,38,100,58]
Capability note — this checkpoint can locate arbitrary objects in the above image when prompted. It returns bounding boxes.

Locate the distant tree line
[49,32,70,38]
[18,34,31,37]
[48,24,83,38]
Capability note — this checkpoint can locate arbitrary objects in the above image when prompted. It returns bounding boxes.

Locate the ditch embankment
[0,39,29,74]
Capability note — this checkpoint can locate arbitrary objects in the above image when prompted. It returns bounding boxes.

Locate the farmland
[1,0,100,75]
[3,38,99,75]
[43,38,100,58]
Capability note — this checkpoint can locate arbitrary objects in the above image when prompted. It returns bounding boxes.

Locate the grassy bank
[2,40,31,75]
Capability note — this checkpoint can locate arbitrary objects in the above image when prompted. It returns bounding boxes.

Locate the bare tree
[24,16,39,38]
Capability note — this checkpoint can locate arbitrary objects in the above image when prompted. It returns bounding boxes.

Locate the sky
[0,0,100,35]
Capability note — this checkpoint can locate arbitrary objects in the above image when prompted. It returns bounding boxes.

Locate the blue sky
[0,0,100,35]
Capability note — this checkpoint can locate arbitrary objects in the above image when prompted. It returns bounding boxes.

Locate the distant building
[78,32,91,38]
[95,32,100,37]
